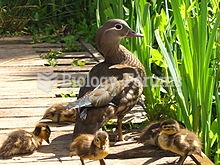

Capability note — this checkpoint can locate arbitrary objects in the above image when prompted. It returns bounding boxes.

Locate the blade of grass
[155,29,191,128]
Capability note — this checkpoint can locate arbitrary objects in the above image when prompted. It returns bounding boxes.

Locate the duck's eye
[115,24,123,30]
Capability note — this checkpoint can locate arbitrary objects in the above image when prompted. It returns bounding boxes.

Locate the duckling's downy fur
[158,119,202,165]
[0,123,51,159]
[42,102,76,123]
[138,120,186,146]
[70,131,109,165]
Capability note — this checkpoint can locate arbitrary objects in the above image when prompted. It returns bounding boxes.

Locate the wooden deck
[0,36,213,165]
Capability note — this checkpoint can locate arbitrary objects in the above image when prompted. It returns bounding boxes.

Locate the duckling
[0,123,51,159]
[138,121,161,146]
[138,120,186,146]
[42,102,76,123]
[157,119,202,165]
[70,131,109,165]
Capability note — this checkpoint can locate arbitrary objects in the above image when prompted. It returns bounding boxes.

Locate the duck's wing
[66,65,143,119]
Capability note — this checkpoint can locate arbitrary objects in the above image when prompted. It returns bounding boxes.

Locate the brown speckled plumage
[158,119,202,165]
[66,19,146,141]
[138,121,161,146]
[42,102,76,123]
[70,131,109,165]
[138,120,186,146]
[0,123,51,159]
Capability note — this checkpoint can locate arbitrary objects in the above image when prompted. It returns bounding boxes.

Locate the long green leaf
[155,29,191,128]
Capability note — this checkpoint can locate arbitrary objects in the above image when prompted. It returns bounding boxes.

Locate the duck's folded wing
[66,73,143,110]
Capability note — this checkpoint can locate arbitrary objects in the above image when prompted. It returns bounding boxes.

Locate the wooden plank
[0,125,74,134]
[0,117,42,129]
[55,58,97,65]
[80,41,104,62]
[57,52,92,58]
[0,58,46,66]
[0,107,46,117]
[53,65,94,72]
[191,154,214,165]
[0,88,79,98]
[0,36,33,43]
[0,66,53,72]
[0,97,75,108]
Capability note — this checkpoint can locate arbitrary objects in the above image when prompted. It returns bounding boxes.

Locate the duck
[138,121,161,146]
[69,130,109,165]
[66,19,146,141]
[138,120,186,146]
[0,123,51,159]
[157,119,202,165]
[41,102,76,123]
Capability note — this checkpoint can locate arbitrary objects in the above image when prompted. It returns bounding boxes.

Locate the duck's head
[160,119,180,135]
[33,123,51,144]
[93,131,109,150]
[42,110,55,120]
[138,122,161,145]
[96,19,143,54]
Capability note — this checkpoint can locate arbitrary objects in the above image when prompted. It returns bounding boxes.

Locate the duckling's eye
[115,24,123,30]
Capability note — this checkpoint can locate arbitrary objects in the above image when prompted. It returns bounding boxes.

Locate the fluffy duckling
[0,123,51,159]
[70,131,109,165]
[42,102,76,123]
[138,120,186,146]
[158,119,202,165]
[138,121,161,146]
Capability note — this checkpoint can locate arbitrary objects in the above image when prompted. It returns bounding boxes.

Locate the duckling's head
[138,122,161,145]
[93,131,109,150]
[96,19,143,54]
[42,110,56,121]
[33,123,51,144]
[160,119,180,135]
[41,103,65,121]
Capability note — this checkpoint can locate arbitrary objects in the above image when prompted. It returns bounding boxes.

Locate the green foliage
[61,91,77,98]
[96,0,219,163]
[61,35,85,52]
[0,0,97,44]
[0,1,38,35]
[156,0,219,161]
[71,59,86,66]
[1,0,219,163]
[146,94,177,121]
[41,49,62,66]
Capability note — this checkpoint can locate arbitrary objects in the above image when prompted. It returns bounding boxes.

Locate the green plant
[61,35,85,52]
[154,0,220,160]
[61,91,77,98]
[0,1,38,35]
[41,49,62,66]
[96,0,219,163]
[71,59,86,66]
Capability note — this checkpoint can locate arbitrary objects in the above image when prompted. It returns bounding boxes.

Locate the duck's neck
[32,135,43,148]
[98,40,122,63]
[98,41,145,73]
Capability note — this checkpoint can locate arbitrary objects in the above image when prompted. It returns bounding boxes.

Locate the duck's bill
[45,139,50,144]
[126,30,144,37]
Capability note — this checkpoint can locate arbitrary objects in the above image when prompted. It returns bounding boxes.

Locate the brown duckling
[42,102,76,123]
[0,123,51,159]
[138,120,186,146]
[158,119,202,165]
[70,131,109,165]
[138,121,161,146]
